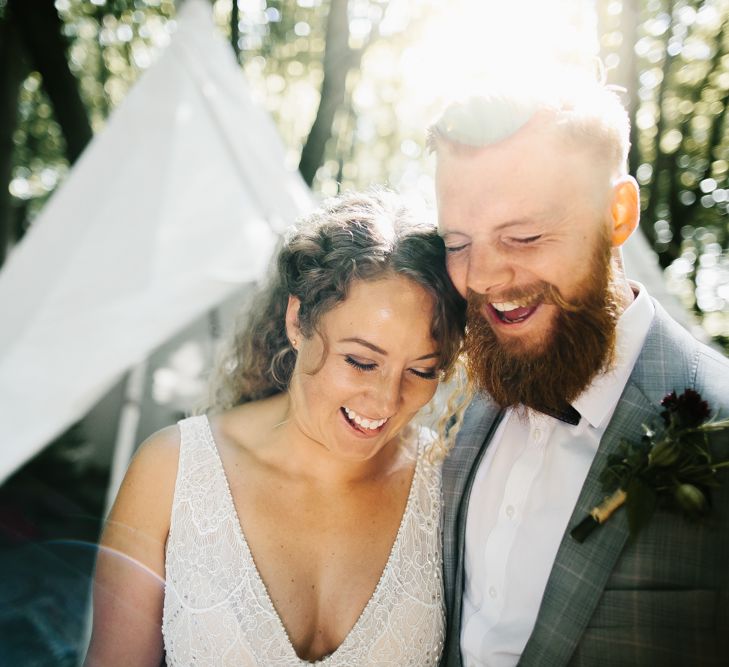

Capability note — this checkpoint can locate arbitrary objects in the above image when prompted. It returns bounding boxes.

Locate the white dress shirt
[461,284,654,667]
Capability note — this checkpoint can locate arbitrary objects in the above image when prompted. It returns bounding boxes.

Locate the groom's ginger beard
[463,238,620,413]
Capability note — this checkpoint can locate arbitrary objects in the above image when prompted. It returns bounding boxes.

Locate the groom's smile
[466,271,569,355]
[480,297,554,352]
[472,283,564,353]
[489,300,540,324]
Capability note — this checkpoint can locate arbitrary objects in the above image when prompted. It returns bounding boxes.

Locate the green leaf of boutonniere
[571,389,729,543]
[625,478,657,538]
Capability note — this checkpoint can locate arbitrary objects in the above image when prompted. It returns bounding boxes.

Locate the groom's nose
[466,242,514,297]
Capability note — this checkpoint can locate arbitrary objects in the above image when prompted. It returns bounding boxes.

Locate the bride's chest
[164,460,444,666]
[236,481,409,620]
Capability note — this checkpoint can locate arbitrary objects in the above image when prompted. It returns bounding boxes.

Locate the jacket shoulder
[634,302,729,411]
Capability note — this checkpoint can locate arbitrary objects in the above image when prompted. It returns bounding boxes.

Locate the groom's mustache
[467,282,579,315]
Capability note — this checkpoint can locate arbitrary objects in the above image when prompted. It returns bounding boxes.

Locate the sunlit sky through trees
[5,0,729,343]
[232,0,602,199]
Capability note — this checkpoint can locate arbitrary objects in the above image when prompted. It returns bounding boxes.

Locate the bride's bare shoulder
[132,423,182,476]
[104,424,183,540]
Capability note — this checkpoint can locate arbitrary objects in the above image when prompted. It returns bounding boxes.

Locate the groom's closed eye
[508,235,542,245]
[445,245,469,254]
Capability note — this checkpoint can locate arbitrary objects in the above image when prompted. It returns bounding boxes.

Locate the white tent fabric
[622,229,706,342]
[0,0,312,483]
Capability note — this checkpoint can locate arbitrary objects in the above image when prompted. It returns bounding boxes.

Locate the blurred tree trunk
[93,3,111,119]
[0,11,27,267]
[8,0,92,163]
[231,0,241,62]
[298,0,354,186]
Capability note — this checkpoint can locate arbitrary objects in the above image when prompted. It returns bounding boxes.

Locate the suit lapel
[442,397,504,665]
[519,382,658,665]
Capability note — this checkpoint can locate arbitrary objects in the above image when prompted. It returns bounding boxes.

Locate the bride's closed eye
[345,355,437,380]
[409,367,438,380]
[345,355,377,372]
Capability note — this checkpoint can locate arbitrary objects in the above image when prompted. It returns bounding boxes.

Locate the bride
[84,189,466,666]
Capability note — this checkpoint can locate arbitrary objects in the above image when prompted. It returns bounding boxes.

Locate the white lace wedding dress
[162,416,445,666]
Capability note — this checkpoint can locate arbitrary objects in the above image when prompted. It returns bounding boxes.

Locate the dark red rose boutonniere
[571,389,729,543]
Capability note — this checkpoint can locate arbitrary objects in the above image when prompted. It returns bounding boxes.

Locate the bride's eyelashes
[344,355,438,380]
[410,368,438,380]
[344,355,377,372]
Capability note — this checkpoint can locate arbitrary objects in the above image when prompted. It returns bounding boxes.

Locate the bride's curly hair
[207,189,467,447]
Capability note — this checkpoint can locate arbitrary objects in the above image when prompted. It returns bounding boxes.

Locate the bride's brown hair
[207,189,466,421]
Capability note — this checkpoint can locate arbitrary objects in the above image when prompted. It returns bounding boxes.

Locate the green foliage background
[3,0,729,348]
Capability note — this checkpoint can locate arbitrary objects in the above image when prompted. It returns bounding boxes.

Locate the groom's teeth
[491,299,534,313]
[492,300,528,312]
[344,406,387,430]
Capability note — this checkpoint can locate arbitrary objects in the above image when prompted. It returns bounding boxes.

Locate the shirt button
[533,428,542,441]
[506,505,515,518]
[489,586,497,599]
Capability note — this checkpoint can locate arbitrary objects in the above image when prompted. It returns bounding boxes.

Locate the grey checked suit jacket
[441,302,729,666]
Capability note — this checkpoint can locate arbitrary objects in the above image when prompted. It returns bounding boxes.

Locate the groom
[431,77,729,666]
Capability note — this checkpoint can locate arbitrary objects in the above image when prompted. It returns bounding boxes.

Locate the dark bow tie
[535,404,581,426]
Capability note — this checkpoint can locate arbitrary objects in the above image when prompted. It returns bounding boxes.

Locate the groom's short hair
[428,71,632,178]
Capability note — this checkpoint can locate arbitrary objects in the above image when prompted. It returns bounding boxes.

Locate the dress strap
[169,415,228,539]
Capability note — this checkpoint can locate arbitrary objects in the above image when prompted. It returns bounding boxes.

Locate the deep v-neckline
[199,416,422,665]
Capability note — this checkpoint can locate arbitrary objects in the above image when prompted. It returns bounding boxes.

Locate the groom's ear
[608,175,640,248]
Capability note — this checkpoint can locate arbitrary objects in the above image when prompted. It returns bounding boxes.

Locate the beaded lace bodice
[162,415,445,666]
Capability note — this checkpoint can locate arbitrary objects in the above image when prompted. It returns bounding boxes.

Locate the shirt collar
[572,281,655,430]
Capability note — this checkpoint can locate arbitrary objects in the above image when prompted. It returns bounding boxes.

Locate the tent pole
[103,360,149,517]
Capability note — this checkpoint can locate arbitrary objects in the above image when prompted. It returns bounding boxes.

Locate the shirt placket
[477,413,551,634]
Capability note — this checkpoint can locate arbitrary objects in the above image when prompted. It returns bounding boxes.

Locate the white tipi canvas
[0,0,312,483]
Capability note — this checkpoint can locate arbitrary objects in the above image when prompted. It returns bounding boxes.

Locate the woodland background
[1,0,728,349]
